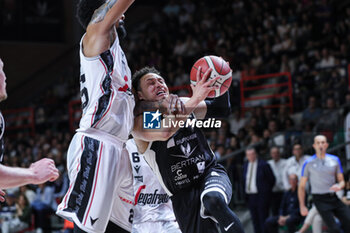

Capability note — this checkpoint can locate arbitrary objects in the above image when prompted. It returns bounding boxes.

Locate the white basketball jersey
[77,34,134,142]
[126,139,177,224]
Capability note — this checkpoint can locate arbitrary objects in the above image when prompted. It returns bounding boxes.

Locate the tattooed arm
[83,0,135,57]
[89,0,134,31]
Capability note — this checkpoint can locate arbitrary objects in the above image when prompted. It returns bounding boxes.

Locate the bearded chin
[117,24,127,40]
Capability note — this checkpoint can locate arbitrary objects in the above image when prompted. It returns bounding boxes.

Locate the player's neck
[134,138,149,154]
[316,153,326,159]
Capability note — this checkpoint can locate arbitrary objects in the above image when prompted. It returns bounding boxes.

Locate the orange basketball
[190,55,232,98]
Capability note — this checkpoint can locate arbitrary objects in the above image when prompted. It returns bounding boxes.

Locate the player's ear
[137,91,145,100]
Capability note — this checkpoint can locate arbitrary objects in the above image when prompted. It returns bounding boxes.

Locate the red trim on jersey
[119,196,133,205]
[99,58,108,73]
[93,90,115,128]
[60,182,74,211]
[60,135,85,211]
[83,142,103,226]
[99,83,105,94]
[90,104,97,127]
[134,185,146,205]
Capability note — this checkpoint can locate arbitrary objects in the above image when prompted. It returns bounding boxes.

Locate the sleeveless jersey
[77,33,134,142]
[142,124,216,196]
[0,112,4,162]
[126,139,176,224]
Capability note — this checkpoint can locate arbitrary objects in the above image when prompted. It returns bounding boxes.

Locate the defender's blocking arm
[89,0,135,33]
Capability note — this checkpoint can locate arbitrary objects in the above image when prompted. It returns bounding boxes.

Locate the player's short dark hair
[77,0,106,29]
[132,67,161,91]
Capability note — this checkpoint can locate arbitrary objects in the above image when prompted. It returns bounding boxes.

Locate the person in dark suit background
[265,173,302,233]
[243,147,276,233]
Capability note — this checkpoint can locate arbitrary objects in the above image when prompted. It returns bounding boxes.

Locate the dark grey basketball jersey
[144,125,216,195]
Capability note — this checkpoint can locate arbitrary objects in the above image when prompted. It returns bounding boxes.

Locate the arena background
[0,0,350,232]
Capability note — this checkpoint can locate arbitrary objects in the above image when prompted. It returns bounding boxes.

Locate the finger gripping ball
[190,55,232,98]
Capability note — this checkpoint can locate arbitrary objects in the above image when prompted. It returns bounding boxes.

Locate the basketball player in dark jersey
[0,59,59,202]
[131,67,244,233]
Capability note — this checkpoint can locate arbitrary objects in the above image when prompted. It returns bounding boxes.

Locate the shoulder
[302,155,317,169]
[326,153,343,166]
[259,159,267,164]
[259,159,269,167]
[285,156,294,163]
[325,153,339,160]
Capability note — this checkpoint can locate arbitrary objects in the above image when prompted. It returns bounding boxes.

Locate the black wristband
[204,91,231,119]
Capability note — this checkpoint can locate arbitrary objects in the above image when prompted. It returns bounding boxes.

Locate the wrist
[26,167,36,184]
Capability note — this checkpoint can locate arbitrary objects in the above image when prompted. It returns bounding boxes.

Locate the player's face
[0,59,8,102]
[138,73,169,101]
[313,135,328,154]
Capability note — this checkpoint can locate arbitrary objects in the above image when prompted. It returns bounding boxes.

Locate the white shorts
[132,221,181,233]
[56,131,133,233]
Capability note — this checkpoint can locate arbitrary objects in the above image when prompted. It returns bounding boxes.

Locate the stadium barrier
[2,107,35,137]
[240,72,293,116]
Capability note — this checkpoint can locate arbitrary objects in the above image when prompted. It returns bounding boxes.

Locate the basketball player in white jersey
[126,138,181,233]
[0,59,59,202]
[56,1,136,233]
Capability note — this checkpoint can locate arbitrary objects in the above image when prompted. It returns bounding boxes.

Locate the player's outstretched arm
[88,0,135,34]
[0,158,59,189]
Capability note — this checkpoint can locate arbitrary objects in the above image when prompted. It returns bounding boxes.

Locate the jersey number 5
[80,74,89,110]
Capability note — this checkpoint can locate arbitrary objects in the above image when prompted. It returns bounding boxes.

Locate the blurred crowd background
[1,0,350,232]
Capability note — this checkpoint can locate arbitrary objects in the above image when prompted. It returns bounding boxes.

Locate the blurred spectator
[31,183,56,233]
[215,144,226,163]
[268,146,287,216]
[319,48,335,69]
[342,171,350,207]
[19,185,36,204]
[1,194,32,233]
[0,193,17,221]
[228,109,246,135]
[267,120,285,149]
[283,143,311,190]
[243,147,275,233]
[316,97,340,140]
[300,121,315,147]
[302,96,322,125]
[265,174,302,233]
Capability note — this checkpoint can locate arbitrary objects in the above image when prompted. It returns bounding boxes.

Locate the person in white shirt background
[283,143,310,190]
[268,146,287,216]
